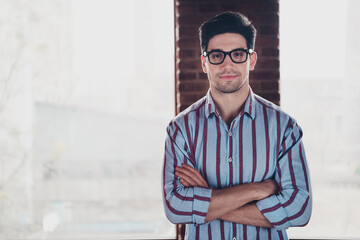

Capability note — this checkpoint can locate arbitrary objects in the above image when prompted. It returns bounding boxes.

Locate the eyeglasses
[203,48,254,65]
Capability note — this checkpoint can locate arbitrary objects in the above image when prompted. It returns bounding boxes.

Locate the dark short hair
[199,11,257,53]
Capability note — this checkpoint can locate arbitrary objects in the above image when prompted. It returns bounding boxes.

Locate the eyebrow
[207,48,247,52]
[208,48,222,52]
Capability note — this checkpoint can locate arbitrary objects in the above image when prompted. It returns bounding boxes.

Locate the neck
[210,84,250,127]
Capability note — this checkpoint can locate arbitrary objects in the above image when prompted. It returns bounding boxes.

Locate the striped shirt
[162,88,312,240]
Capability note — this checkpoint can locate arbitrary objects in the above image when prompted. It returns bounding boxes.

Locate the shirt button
[229,132,232,137]
[233,237,236,240]
[228,157,232,163]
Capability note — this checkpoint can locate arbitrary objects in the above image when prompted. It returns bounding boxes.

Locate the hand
[175,164,209,188]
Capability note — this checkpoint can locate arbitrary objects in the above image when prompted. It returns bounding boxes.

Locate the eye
[232,51,244,57]
[210,52,223,59]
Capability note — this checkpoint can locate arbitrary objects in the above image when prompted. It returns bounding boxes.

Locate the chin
[215,85,242,94]
[213,78,248,94]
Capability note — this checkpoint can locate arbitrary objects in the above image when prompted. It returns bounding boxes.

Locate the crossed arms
[175,163,277,227]
[162,118,312,230]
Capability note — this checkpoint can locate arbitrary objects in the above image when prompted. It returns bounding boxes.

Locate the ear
[249,51,257,71]
[201,55,208,73]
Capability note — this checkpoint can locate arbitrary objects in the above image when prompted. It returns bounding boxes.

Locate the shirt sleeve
[162,121,212,225]
[256,119,312,231]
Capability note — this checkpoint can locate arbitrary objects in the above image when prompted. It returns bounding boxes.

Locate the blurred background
[0,0,359,239]
[281,0,360,238]
[0,0,175,239]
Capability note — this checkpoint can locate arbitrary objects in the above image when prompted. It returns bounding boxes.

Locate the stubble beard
[211,72,248,94]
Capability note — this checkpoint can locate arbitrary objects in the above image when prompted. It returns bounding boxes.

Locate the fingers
[175,164,208,188]
[180,178,192,187]
[176,168,198,186]
[180,164,208,186]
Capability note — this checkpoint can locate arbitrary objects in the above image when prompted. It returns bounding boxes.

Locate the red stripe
[208,223,212,240]
[278,230,284,240]
[216,117,221,188]
[262,107,270,181]
[180,105,202,165]
[261,203,281,213]
[243,225,247,240]
[251,120,257,182]
[163,197,192,216]
[173,122,181,137]
[168,127,194,214]
[193,110,200,159]
[255,96,277,183]
[229,124,234,186]
[174,190,193,201]
[174,122,188,165]
[281,149,298,208]
[183,148,188,164]
[232,222,236,239]
[220,220,225,240]
[240,104,245,116]
[249,92,253,116]
[162,154,192,216]
[184,114,195,166]
[272,196,310,226]
[170,127,194,202]
[280,119,293,156]
[195,225,199,240]
[203,117,208,182]
[268,228,272,240]
[170,127,179,190]
[265,132,300,213]
[285,118,293,131]
[282,132,299,208]
[239,116,244,184]
[194,194,211,201]
[254,95,269,108]
[281,141,286,157]
[276,111,282,191]
[183,143,188,165]
[183,157,188,165]
[193,210,208,217]
[180,96,205,165]
[172,124,179,140]
[256,226,260,240]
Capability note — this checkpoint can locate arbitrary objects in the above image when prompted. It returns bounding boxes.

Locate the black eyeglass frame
[203,48,254,65]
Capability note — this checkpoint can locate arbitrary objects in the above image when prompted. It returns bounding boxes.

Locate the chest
[192,116,279,188]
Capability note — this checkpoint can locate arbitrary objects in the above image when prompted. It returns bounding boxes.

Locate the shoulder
[253,93,300,130]
[253,93,282,112]
[167,96,207,131]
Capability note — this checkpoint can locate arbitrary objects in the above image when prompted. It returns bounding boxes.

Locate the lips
[219,74,238,80]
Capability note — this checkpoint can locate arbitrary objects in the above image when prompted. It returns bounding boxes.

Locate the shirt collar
[205,89,219,118]
[205,88,256,120]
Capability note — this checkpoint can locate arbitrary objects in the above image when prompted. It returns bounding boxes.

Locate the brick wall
[174,0,280,115]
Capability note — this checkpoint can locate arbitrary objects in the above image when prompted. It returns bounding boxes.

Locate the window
[0,0,175,238]
[280,0,360,238]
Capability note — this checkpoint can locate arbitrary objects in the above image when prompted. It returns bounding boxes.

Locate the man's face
[201,33,257,94]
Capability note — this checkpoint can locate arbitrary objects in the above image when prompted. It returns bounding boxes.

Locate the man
[162,12,312,240]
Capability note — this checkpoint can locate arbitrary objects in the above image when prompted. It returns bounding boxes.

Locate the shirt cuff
[256,195,291,230]
[192,187,212,224]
